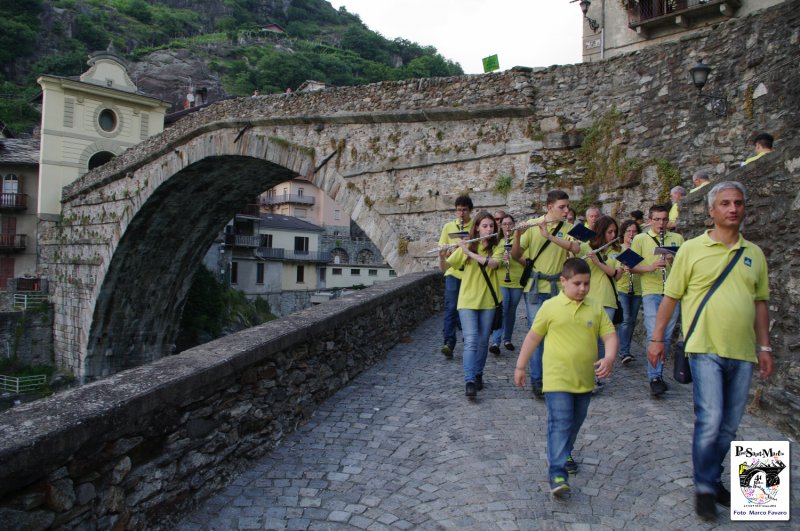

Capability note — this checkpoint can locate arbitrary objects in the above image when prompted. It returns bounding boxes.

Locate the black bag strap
[530,221,564,268]
[479,261,501,307]
[596,253,621,298]
[684,247,745,344]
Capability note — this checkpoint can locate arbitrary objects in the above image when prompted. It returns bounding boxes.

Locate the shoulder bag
[480,261,504,332]
[519,221,564,287]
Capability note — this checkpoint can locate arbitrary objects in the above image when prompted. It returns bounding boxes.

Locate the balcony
[257,247,330,263]
[0,234,26,252]
[627,0,741,34]
[235,204,261,220]
[261,194,315,207]
[224,234,261,248]
[0,193,28,211]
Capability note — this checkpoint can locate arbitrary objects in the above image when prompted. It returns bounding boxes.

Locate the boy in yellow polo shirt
[513,258,617,497]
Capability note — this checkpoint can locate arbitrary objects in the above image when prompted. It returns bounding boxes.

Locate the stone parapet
[0,271,443,530]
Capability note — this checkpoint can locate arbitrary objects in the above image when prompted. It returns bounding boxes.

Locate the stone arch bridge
[38,2,798,380]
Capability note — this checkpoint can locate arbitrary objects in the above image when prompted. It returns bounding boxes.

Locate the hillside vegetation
[0,0,463,134]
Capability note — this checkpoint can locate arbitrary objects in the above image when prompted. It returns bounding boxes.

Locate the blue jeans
[597,306,615,360]
[617,292,642,356]
[642,294,680,380]
[442,275,462,348]
[459,308,494,382]
[545,392,591,481]
[491,286,523,345]
[524,291,556,386]
[689,353,754,495]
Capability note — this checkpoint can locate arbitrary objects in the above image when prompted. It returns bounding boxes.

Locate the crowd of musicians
[434,171,774,516]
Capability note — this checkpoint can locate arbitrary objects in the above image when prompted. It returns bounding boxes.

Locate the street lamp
[578,0,600,32]
[689,59,728,117]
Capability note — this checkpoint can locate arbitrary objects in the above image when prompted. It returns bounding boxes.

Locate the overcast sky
[327,0,584,74]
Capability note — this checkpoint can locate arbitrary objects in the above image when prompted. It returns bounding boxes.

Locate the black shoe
[489,343,501,355]
[716,485,731,507]
[441,344,453,358]
[504,341,515,351]
[695,493,717,521]
[475,374,484,391]
[465,381,477,397]
[532,383,544,398]
[621,354,634,365]
[650,377,667,396]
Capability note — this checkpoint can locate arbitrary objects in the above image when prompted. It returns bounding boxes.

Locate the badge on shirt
[744,257,752,267]
[587,320,593,327]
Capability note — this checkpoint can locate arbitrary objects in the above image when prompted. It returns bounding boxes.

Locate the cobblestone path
[177,307,798,530]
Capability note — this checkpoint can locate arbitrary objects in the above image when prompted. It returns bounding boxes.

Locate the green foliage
[495,175,513,194]
[655,159,682,203]
[0,0,43,66]
[177,265,277,352]
[0,83,41,134]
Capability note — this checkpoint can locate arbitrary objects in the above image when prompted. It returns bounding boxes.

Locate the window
[298,187,304,197]
[332,268,342,275]
[256,263,264,284]
[231,261,238,284]
[261,234,273,248]
[368,269,377,276]
[295,208,307,218]
[88,151,115,170]
[2,174,19,207]
[98,109,117,132]
[294,236,309,254]
[389,270,397,277]
[351,268,360,276]
[296,265,305,283]
[334,209,341,220]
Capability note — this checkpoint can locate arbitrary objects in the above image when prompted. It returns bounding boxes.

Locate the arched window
[88,151,115,170]
[357,249,374,264]
[331,248,349,264]
[98,109,117,132]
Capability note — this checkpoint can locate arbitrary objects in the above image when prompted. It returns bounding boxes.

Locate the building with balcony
[0,137,40,289]
[581,0,785,63]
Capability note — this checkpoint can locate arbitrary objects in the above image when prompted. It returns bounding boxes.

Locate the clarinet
[504,238,513,283]
[660,228,667,291]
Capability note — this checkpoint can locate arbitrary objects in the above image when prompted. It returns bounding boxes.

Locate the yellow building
[36,43,169,219]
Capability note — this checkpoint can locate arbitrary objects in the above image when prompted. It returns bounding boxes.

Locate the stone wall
[678,138,800,441]
[0,271,443,530]
[0,309,53,367]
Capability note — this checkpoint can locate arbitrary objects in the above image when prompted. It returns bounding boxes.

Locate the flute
[580,238,619,259]
[660,228,667,290]
[428,231,498,253]
[512,218,566,232]
[503,238,513,282]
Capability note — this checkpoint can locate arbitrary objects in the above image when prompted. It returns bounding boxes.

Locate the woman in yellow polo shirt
[613,219,643,365]
[578,216,622,369]
[446,211,504,398]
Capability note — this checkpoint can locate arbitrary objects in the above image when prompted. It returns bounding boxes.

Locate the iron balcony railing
[235,204,261,219]
[627,0,740,26]
[257,247,330,262]
[261,194,315,206]
[0,193,28,210]
[0,234,26,251]
[14,293,49,311]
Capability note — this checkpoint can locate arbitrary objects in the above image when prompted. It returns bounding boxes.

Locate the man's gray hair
[693,169,710,182]
[707,181,747,208]
[671,186,687,196]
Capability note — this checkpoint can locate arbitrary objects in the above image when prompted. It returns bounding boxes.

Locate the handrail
[0,374,47,393]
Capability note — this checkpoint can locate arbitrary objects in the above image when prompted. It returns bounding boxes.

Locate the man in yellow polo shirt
[689,170,711,194]
[438,195,474,357]
[647,181,773,522]
[631,204,684,396]
[511,190,579,397]
[743,132,773,165]
[667,186,686,230]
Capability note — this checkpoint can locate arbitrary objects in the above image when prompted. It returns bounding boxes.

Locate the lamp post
[578,0,600,32]
[689,59,728,117]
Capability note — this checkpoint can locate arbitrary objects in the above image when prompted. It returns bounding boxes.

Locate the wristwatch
[757,345,773,352]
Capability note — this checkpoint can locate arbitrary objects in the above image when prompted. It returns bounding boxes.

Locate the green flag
[482,54,500,73]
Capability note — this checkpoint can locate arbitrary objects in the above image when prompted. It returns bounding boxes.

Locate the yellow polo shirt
[743,151,769,165]
[532,292,616,393]
[611,248,642,296]
[665,231,769,362]
[439,218,474,280]
[669,203,679,223]
[519,216,573,294]
[498,238,525,289]
[578,242,619,309]
[446,244,505,310]
[689,181,710,194]
[631,229,684,295]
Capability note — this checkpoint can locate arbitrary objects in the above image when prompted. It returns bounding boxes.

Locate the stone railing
[0,271,443,530]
